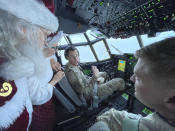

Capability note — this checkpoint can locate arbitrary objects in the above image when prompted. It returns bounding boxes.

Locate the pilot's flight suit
[89,108,175,131]
[64,63,125,101]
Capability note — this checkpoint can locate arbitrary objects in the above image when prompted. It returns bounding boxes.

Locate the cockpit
[49,0,175,130]
[1,0,174,130]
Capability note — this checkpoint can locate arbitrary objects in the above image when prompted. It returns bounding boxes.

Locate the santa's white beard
[0,41,52,82]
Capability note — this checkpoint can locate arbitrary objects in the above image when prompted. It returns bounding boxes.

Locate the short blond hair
[135,37,175,79]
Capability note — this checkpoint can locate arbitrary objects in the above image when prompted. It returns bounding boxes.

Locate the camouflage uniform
[64,63,125,101]
[91,108,175,131]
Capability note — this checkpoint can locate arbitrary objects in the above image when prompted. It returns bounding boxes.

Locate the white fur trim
[0,0,58,33]
[0,78,33,130]
[16,78,33,130]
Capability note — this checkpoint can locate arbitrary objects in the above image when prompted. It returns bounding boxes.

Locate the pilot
[88,37,175,131]
[64,46,125,107]
[0,0,64,130]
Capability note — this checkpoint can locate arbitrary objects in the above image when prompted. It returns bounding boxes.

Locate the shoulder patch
[0,78,17,106]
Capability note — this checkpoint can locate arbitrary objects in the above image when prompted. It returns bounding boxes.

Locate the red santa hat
[0,0,58,33]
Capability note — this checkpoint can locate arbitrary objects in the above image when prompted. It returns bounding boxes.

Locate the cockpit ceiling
[57,0,175,38]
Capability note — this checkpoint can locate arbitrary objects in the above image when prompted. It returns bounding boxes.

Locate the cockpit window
[77,46,96,63]
[93,40,110,61]
[86,30,97,41]
[141,31,175,46]
[69,33,87,44]
[59,36,69,45]
[107,36,140,54]
[59,45,96,65]
[60,50,68,65]
[59,30,175,65]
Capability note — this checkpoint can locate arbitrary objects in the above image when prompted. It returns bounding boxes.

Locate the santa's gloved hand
[88,121,110,131]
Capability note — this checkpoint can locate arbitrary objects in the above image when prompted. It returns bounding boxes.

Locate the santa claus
[0,0,64,130]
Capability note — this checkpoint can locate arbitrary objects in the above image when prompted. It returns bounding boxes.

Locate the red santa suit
[0,0,59,130]
[0,57,54,131]
[0,78,33,131]
[0,53,56,131]
[0,54,56,131]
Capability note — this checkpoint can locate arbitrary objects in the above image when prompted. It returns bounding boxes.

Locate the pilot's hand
[50,71,65,86]
[50,58,61,71]
[92,66,99,78]
[43,48,55,57]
